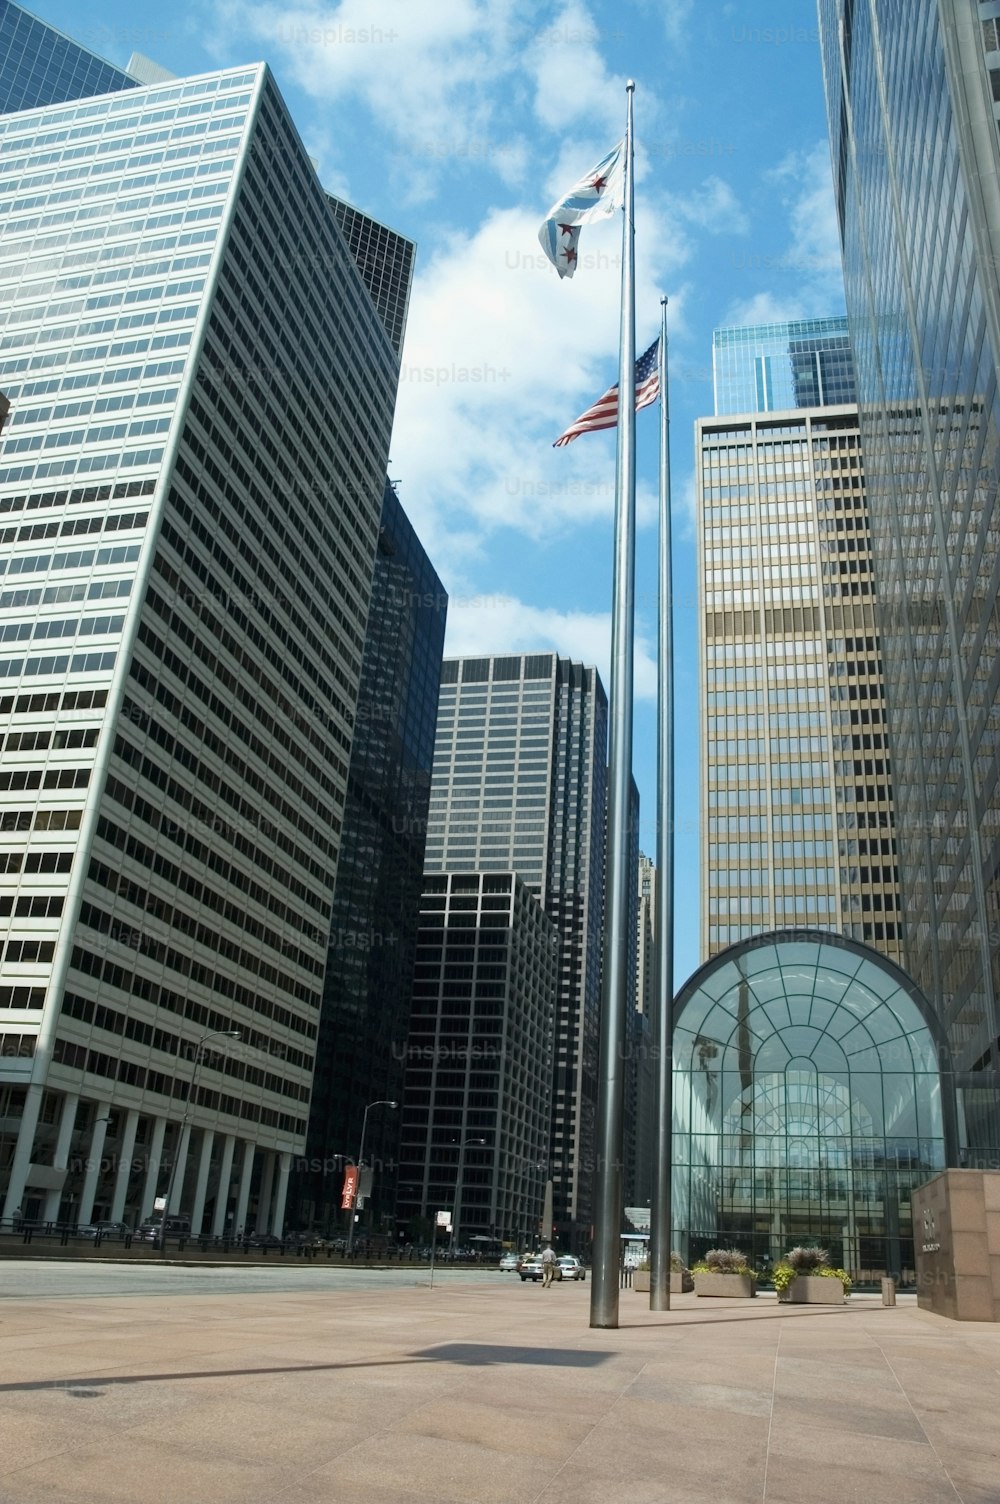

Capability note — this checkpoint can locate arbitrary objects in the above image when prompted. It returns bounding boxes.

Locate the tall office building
[817,0,1000,1159]
[0,63,406,1233]
[425,654,609,1249]
[698,319,903,966]
[397,871,557,1250]
[0,0,137,113]
[713,317,857,416]
[628,853,656,1208]
[292,482,446,1237]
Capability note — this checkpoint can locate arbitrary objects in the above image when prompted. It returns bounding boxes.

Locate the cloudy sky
[31,0,846,986]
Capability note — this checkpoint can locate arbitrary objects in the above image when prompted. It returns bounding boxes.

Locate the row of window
[144,569,350,799]
[60,990,309,1104]
[70,940,315,1058]
[88,843,324,976]
[0,649,116,679]
[124,649,338,875]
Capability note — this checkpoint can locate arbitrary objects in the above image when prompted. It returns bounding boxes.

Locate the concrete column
[191,1129,215,1236]
[77,1103,111,1225]
[166,1122,192,1215]
[256,1150,275,1234]
[110,1109,140,1224]
[42,1091,79,1222]
[140,1115,167,1222]
[2,1081,43,1222]
[271,1151,291,1238]
[212,1133,237,1238]
[234,1139,254,1238]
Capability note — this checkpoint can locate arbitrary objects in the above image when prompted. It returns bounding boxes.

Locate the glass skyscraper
[293,481,446,1238]
[398,871,557,1251]
[0,64,405,1234]
[425,654,610,1250]
[0,0,137,113]
[817,0,1000,1162]
[713,317,857,416]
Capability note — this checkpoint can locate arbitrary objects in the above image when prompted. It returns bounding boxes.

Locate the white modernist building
[0,64,403,1235]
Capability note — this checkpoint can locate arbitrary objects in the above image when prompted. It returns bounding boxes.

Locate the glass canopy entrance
[672,932,953,1285]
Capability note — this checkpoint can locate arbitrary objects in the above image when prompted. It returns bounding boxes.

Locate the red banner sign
[341,1164,359,1210]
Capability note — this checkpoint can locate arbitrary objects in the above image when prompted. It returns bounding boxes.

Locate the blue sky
[28,0,847,987]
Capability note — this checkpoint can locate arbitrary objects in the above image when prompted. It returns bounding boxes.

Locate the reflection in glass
[673,934,946,1284]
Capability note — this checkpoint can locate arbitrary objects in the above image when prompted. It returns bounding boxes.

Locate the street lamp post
[345,1098,397,1257]
[158,1028,241,1254]
[448,1134,485,1256]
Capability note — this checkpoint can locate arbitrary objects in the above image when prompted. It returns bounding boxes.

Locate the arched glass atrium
[672,932,954,1283]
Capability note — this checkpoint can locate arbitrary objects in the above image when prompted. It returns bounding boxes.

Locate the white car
[558,1255,586,1281]
[498,1252,520,1271]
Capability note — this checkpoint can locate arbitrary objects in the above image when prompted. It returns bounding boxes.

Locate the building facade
[817,0,1000,1160]
[713,317,857,417]
[424,653,610,1249]
[292,481,446,1238]
[0,0,137,114]
[396,871,557,1250]
[698,321,903,968]
[0,64,404,1234]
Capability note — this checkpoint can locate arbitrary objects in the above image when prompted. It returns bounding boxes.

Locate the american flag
[553,339,660,447]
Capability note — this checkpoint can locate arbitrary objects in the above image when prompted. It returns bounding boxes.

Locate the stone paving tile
[763,1455,959,1504]
[769,1388,928,1443]
[301,1432,560,1504]
[626,1372,772,1416]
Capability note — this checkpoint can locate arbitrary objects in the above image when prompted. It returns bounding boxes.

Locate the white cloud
[669,175,748,234]
[389,199,681,575]
[208,0,530,190]
[527,0,633,140]
[444,594,659,700]
[722,140,844,325]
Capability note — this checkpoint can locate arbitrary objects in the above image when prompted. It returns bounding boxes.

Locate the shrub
[785,1245,827,1272]
[669,1250,686,1273]
[692,1247,757,1278]
[774,1254,853,1294]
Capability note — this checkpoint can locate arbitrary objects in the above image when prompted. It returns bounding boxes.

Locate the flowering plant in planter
[773,1246,852,1296]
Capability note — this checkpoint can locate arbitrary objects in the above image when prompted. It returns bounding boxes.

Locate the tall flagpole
[590,78,635,1331]
[650,295,675,1311]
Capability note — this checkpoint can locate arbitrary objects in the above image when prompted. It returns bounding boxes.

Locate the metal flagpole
[590,78,636,1331]
[650,296,675,1311]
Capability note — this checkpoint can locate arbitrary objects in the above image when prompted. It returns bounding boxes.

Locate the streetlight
[449,1134,486,1256]
[158,1028,241,1254]
[345,1098,397,1256]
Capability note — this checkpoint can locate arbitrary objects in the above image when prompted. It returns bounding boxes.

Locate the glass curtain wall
[673,932,950,1284]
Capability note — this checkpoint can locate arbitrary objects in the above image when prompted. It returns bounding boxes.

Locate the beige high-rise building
[697,320,903,967]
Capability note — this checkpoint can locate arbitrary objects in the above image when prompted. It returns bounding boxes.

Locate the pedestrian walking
[541,1244,557,1288]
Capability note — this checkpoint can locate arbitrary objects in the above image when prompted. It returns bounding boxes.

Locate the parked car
[498,1252,520,1272]
[557,1255,586,1281]
[519,1255,561,1282]
[78,1221,131,1240]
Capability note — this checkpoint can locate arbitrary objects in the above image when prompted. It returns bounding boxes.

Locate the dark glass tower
[0,0,137,113]
[292,482,446,1236]
[425,654,613,1251]
[817,0,1000,1162]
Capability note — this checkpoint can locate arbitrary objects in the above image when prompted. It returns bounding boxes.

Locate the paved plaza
[1,1261,999,1503]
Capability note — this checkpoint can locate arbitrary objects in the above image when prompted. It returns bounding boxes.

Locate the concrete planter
[632,1270,693,1294]
[693,1271,756,1298]
[778,1274,845,1304]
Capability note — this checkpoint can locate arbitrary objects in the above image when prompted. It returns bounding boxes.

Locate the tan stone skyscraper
[698,319,903,967]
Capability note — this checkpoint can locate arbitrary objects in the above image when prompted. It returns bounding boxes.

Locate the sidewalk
[1,1273,998,1503]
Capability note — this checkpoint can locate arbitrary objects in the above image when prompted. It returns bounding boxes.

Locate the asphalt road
[0,1259,513,1300]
